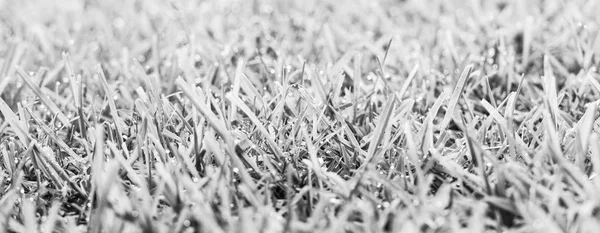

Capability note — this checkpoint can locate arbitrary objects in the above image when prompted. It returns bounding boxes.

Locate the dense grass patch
[1,0,600,232]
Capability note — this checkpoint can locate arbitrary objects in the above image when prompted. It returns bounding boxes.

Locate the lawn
[1,0,600,232]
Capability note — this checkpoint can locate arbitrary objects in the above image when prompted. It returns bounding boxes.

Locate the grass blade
[0,97,28,145]
[16,67,70,126]
[543,55,560,127]
[175,77,230,142]
[225,92,284,159]
[365,96,395,163]
[438,65,473,130]
[97,65,125,146]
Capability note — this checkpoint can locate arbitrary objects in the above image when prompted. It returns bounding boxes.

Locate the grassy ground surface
[1,0,600,232]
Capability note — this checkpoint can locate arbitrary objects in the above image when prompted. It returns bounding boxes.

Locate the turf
[1,0,600,232]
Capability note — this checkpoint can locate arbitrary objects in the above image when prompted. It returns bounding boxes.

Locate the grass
[1,0,600,232]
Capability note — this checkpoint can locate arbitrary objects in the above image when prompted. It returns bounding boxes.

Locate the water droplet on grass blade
[383,202,390,208]
[113,18,125,29]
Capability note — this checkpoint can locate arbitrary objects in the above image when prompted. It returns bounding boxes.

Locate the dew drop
[382,202,390,208]
[113,18,125,29]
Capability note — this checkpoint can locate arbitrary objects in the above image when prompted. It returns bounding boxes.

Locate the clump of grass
[1,0,600,232]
